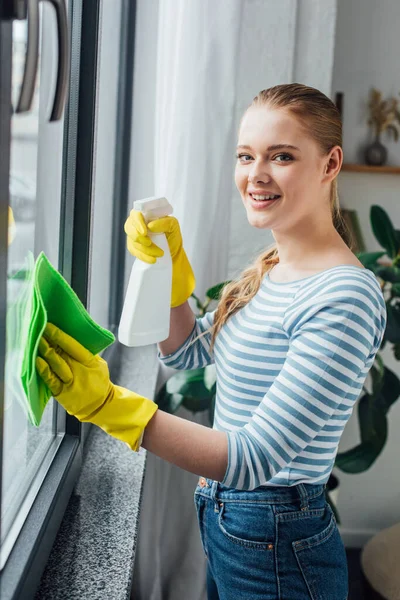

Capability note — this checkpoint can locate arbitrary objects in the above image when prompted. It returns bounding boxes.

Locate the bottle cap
[133,197,173,223]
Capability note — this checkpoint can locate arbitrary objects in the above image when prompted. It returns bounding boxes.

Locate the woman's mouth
[248,192,281,209]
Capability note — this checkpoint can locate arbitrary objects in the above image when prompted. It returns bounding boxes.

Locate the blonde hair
[198,83,353,353]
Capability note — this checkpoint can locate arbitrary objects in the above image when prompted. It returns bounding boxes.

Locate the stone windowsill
[35,343,160,599]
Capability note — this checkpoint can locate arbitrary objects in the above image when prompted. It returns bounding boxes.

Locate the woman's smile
[248,193,282,210]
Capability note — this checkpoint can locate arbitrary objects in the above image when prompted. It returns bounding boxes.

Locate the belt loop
[212,480,220,513]
[211,480,218,500]
[297,483,309,511]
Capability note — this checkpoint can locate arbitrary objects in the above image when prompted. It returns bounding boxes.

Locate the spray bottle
[118,196,173,347]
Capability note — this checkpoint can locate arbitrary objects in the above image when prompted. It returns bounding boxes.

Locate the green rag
[8,251,115,427]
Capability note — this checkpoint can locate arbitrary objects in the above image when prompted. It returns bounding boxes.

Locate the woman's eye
[236,153,252,162]
[273,153,293,162]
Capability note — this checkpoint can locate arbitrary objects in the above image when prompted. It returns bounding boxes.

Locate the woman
[37,83,387,600]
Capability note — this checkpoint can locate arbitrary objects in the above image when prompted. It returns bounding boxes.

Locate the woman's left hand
[36,322,115,419]
[36,323,158,450]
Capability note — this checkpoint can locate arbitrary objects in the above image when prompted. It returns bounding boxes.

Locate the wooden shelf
[342,163,400,174]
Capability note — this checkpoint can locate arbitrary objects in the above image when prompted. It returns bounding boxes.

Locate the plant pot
[364,138,388,166]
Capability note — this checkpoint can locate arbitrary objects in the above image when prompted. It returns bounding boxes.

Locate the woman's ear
[323,146,343,182]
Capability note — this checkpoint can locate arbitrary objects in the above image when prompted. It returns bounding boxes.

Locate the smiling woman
[211,83,356,345]
[32,83,387,600]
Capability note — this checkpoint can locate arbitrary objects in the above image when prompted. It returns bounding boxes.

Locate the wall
[332,0,400,166]
[331,0,400,545]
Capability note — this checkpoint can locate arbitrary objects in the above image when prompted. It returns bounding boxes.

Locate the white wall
[332,0,400,545]
[332,0,400,166]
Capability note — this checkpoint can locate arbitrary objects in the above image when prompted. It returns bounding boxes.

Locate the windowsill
[34,343,160,599]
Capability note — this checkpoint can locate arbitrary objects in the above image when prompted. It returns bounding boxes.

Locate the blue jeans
[194,477,348,600]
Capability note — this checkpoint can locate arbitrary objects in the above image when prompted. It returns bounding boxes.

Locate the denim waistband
[196,477,326,510]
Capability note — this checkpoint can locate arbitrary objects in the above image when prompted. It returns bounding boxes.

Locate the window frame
[108,0,136,331]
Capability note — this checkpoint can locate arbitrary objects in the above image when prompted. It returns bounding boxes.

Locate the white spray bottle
[118,196,173,347]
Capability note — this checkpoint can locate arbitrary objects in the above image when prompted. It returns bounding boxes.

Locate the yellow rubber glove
[36,323,158,451]
[124,209,196,308]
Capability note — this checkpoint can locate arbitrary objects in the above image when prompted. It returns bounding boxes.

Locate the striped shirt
[158,265,387,490]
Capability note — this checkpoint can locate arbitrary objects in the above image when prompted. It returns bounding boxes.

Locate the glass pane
[88,0,123,329]
[1,5,66,567]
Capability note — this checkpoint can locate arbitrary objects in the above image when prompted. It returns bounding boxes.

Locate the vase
[364,137,388,166]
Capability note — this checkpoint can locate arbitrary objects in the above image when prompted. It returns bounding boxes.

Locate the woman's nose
[248,163,272,184]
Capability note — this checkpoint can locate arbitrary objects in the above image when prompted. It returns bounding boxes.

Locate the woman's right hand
[124,209,165,264]
[124,209,196,307]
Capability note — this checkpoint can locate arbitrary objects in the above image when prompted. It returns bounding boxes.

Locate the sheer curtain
[153,0,243,300]
[131,1,243,599]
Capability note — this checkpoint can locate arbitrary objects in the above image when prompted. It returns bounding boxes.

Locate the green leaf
[379,366,400,411]
[334,367,400,474]
[335,441,380,473]
[358,394,388,449]
[155,368,217,415]
[166,368,210,397]
[164,368,216,414]
[190,292,205,314]
[168,393,186,413]
[391,283,400,295]
[375,266,400,283]
[383,303,400,343]
[356,251,386,269]
[208,393,216,426]
[370,356,385,397]
[204,364,217,391]
[370,205,399,258]
[154,382,185,414]
[182,395,212,412]
[206,281,231,301]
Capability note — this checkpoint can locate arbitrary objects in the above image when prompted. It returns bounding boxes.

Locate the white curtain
[131,1,243,599]
[153,0,244,300]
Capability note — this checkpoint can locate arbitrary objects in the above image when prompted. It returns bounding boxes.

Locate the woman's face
[235,106,333,232]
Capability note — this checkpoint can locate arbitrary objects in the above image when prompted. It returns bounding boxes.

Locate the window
[0,0,132,596]
[2,6,66,569]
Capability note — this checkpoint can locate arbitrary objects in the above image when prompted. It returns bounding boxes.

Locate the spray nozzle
[133,196,173,224]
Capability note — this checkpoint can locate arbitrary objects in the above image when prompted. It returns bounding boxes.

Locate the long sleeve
[158,309,216,370]
[221,283,387,490]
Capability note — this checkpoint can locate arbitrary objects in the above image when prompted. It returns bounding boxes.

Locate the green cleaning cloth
[8,251,115,427]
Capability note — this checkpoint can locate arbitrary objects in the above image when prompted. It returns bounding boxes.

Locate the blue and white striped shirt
[159,265,387,490]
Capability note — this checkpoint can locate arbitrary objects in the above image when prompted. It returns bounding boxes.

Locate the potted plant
[156,205,400,523]
[364,87,400,166]
[154,282,227,423]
